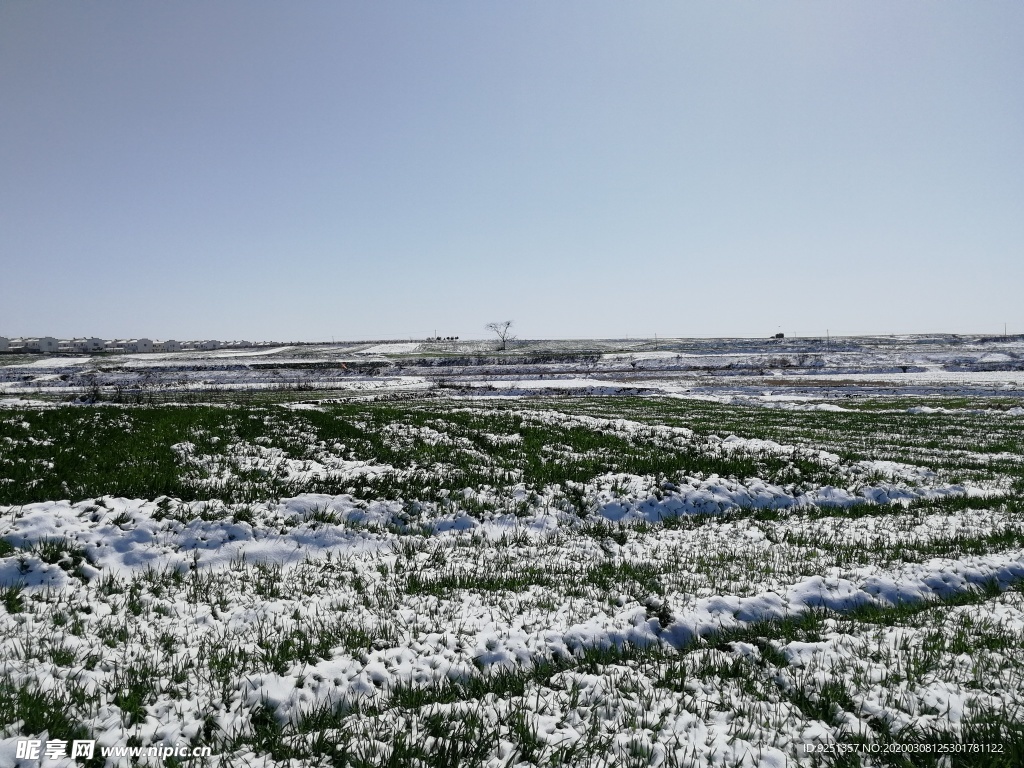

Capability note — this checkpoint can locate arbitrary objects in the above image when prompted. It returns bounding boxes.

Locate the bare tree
[486,321,515,351]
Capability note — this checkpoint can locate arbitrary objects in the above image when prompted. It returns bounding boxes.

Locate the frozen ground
[1,336,1023,766]
[3,334,1024,406]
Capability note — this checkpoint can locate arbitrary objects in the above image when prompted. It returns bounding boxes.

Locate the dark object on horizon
[486,321,515,351]
[772,333,785,339]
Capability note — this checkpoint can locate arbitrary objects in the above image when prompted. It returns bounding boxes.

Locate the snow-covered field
[1,336,1023,766]
[2,333,1024,405]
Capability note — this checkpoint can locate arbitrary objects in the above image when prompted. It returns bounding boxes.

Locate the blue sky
[2,1,1022,341]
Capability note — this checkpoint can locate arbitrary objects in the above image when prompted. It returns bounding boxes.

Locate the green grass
[3,395,1024,766]
[0,679,101,766]
[5,394,1016,509]
[229,581,1024,767]
[556,396,1024,478]
[8,391,1013,513]
[0,400,859,506]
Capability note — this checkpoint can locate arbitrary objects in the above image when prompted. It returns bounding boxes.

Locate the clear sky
[2,1,1022,341]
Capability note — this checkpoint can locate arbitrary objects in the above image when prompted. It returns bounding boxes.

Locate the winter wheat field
[2,334,1024,768]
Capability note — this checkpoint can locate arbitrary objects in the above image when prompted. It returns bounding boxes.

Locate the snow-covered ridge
[0,470,997,587]
[3,491,1020,765]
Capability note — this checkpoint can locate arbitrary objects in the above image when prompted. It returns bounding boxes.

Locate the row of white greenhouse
[0,337,255,354]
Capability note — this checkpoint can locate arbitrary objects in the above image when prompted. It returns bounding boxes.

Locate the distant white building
[103,338,152,354]
[14,336,234,354]
[24,337,59,353]
[58,337,106,354]
[121,338,153,354]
